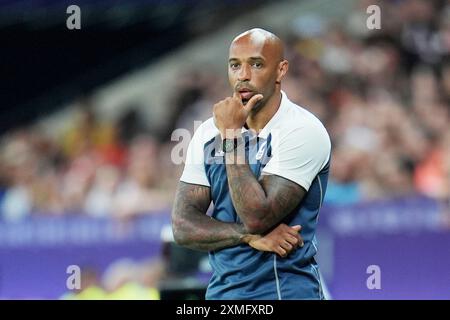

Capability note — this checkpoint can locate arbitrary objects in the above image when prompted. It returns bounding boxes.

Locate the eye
[252,62,263,68]
[229,63,240,70]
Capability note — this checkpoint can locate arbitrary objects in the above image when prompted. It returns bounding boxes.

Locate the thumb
[243,94,263,113]
[233,91,242,101]
[291,225,301,231]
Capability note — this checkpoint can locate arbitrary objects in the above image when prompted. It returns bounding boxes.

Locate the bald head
[230,28,284,62]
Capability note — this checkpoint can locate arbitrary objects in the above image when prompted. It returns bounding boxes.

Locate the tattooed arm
[171,181,303,255]
[171,181,254,251]
[225,150,306,234]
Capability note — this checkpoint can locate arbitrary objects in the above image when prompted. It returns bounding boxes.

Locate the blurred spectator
[61,267,106,300]
[83,165,120,217]
[61,99,117,161]
[112,135,170,219]
[0,130,37,221]
[61,259,164,300]
[101,258,162,300]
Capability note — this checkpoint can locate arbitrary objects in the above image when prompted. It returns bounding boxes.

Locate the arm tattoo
[225,151,306,234]
[171,182,251,251]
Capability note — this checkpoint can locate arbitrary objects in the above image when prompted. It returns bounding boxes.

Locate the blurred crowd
[0,101,178,221]
[300,0,449,204]
[1,0,450,222]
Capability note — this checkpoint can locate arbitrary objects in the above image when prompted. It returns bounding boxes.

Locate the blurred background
[0,0,449,299]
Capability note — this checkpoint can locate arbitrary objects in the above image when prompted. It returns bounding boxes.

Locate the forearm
[171,182,254,251]
[224,138,304,234]
[173,211,250,251]
[225,150,273,234]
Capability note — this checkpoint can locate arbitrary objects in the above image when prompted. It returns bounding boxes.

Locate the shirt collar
[255,90,288,139]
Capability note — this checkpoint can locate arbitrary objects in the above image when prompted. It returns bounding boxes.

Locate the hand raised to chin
[213,92,263,139]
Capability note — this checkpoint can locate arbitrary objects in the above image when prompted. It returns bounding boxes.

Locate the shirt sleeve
[261,125,331,191]
[179,124,210,187]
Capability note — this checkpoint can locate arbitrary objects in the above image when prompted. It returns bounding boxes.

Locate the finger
[290,231,303,248]
[298,234,304,247]
[277,247,287,258]
[285,234,299,247]
[285,239,297,252]
[285,240,296,252]
[233,91,241,101]
[242,94,263,113]
[287,225,302,237]
[280,241,293,252]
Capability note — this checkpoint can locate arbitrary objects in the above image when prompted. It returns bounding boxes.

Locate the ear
[276,60,289,83]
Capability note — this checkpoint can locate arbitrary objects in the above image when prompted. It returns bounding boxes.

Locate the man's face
[228,38,281,110]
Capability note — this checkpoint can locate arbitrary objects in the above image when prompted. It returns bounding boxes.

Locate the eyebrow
[228,57,265,63]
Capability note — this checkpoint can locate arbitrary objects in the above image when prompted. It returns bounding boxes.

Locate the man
[171,28,331,300]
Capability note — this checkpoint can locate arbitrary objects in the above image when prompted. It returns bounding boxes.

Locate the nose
[238,64,251,82]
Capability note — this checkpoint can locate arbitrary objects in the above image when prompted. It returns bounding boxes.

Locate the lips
[239,90,255,100]
[237,86,256,99]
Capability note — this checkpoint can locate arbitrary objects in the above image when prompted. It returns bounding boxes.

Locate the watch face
[223,139,235,152]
